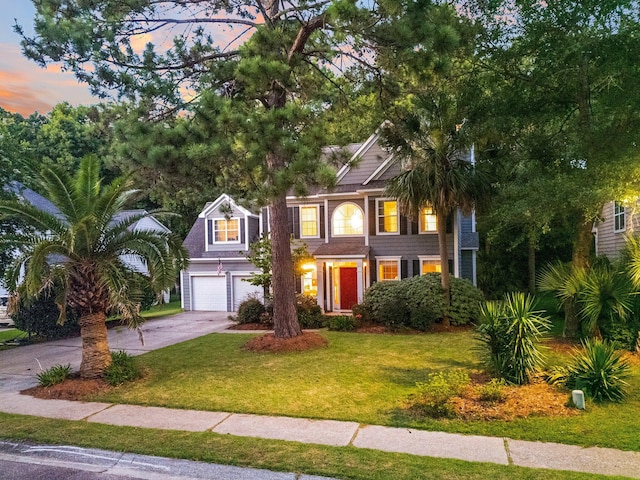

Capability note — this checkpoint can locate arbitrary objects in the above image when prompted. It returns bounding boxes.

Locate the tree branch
[288,14,327,61]
[110,50,241,71]
[128,17,258,28]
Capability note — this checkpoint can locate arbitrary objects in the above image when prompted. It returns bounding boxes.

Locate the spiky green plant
[538,262,587,338]
[476,293,550,385]
[579,266,632,337]
[37,364,72,387]
[566,339,631,402]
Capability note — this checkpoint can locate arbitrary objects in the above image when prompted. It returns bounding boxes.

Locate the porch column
[356,259,364,304]
[316,260,325,312]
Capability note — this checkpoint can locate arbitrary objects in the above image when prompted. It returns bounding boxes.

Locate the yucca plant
[476,293,550,385]
[539,262,587,338]
[566,339,631,402]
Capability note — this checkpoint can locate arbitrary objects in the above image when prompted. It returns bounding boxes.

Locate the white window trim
[614,201,626,233]
[419,206,438,234]
[375,198,400,235]
[332,202,365,237]
[299,204,321,239]
[418,255,442,275]
[375,256,402,282]
[213,217,241,244]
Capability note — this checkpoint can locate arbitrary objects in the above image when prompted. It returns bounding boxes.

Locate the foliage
[407,370,470,418]
[565,339,631,403]
[350,303,373,325]
[327,315,355,332]
[0,155,188,378]
[363,274,483,330]
[295,294,324,329]
[37,363,72,387]
[11,289,79,340]
[103,350,141,386]
[476,293,550,384]
[477,378,507,403]
[236,297,266,325]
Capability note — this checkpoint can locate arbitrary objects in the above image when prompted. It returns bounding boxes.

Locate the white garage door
[232,276,264,311]
[191,276,227,311]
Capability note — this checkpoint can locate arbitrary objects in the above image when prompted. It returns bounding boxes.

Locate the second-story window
[333,202,364,236]
[300,205,319,237]
[377,199,398,234]
[214,218,240,242]
[420,206,437,233]
[614,201,626,233]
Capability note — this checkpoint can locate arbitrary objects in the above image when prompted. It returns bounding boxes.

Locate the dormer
[199,194,259,252]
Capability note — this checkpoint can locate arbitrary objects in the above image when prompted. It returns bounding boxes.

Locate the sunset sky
[0,2,96,116]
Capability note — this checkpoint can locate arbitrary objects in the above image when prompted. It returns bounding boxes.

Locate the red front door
[339,267,358,310]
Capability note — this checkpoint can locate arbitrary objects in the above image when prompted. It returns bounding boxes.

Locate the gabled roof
[199,193,258,218]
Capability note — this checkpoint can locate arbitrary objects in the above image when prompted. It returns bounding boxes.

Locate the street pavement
[2,312,640,478]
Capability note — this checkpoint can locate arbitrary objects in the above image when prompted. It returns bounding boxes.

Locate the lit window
[214,218,240,242]
[420,206,437,233]
[333,202,364,236]
[300,206,319,237]
[422,259,442,274]
[301,263,317,296]
[614,201,626,232]
[378,260,399,281]
[377,200,398,234]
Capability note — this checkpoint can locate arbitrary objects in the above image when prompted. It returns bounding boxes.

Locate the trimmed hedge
[11,292,80,339]
[363,273,483,330]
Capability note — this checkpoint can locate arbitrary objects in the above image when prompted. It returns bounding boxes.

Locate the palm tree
[0,156,188,378]
[385,98,482,326]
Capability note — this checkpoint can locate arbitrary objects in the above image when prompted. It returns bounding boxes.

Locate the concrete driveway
[0,311,232,390]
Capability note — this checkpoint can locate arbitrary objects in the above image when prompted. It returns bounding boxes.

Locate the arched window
[332,202,364,236]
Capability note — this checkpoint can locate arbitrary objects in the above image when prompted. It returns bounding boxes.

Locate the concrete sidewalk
[2,313,640,478]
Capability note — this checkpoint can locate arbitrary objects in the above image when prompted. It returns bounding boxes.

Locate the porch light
[301,262,316,272]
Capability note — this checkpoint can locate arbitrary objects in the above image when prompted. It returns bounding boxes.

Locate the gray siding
[460,250,474,283]
[460,214,474,234]
[595,201,639,259]
[339,142,389,185]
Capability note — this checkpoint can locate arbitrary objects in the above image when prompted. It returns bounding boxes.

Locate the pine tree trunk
[268,190,302,339]
[79,312,112,378]
[437,212,451,327]
[572,220,593,269]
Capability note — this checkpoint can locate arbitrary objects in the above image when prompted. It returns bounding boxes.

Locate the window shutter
[295,276,302,294]
[446,214,453,234]
[293,206,300,239]
[401,260,408,279]
[287,207,294,236]
[241,220,246,244]
[448,259,454,274]
[411,220,419,235]
[207,219,213,244]
[319,206,325,239]
[370,259,377,282]
[400,215,407,235]
[413,259,420,276]
[369,199,376,236]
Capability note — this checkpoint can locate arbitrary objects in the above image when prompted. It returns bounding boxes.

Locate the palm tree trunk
[269,190,302,339]
[79,312,112,378]
[437,211,451,327]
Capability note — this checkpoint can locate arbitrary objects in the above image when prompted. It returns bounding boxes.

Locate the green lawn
[0,413,619,480]
[89,330,640,452]
[0,328,25,342]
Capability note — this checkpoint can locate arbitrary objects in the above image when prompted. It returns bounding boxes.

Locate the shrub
[327,315,355,331]
[565,339,631,402]
[477,378,507,403]
[296,294,325,329]
[103,350,141,386]
[236,297,266,324]
[408,370,470,418]
[350,303,372,326]
[363,273,483,330]
[11,291,80,339]
[37,364,72,387]
[476,293,550,385]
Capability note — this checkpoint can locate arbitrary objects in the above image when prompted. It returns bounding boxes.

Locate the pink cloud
[0,44,97,116]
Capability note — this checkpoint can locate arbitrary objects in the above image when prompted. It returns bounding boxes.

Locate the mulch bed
[22,376,111,401]
[228,323,271,330]
[243,332,328,353]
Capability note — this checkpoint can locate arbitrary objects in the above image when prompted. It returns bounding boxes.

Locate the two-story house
[181,130,479,312]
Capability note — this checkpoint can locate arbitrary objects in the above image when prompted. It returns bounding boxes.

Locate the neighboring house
[0,183,172,302]
[594,200,639,259]
[181,130,479,312]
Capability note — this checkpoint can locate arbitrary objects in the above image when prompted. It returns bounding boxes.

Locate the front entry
[339,267,358,310]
